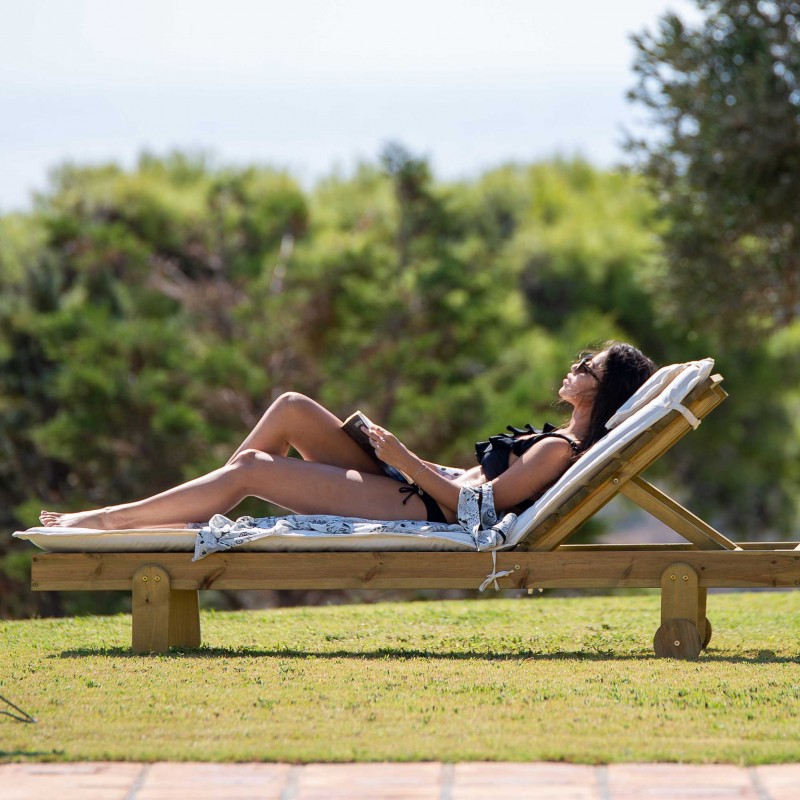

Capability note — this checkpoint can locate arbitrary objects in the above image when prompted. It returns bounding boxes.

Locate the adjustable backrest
[506,360,727,552]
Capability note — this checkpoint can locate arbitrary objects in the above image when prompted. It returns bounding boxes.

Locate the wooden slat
[30,549,800,591]
[561,542,793,551]
[620,476,738,551]
[618,377,728,473]
[565,543,701,551]
[515,458,625,552]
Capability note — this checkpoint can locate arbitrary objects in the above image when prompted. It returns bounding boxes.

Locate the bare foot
[39,508,112,530]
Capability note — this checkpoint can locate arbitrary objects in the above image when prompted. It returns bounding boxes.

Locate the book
[341,410,414,483]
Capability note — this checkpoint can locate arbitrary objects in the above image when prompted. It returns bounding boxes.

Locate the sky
[0,0,701,211]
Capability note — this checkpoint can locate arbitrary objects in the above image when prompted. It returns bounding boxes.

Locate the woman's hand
[367,425,419,475]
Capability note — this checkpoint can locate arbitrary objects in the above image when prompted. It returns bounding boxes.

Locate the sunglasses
[575,354,601,383]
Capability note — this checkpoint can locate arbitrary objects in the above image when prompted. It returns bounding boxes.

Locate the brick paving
[0,761,798,799]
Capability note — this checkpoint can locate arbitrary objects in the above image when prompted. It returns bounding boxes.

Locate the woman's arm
[421,460,467,480]
[486,438,574,511]
[369,425,573,515]
[369,426,573,514]
[368,427,463,512]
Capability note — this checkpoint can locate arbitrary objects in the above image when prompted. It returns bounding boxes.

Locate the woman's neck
[563,404,593,444]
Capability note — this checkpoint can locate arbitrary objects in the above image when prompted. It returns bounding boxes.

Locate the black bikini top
[474,422,580,482]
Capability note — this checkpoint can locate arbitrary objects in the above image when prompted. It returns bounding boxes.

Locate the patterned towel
[192,485,516,560]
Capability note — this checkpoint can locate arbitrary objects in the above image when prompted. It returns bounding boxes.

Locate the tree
[627,1,800,537]
[628,0,800,337]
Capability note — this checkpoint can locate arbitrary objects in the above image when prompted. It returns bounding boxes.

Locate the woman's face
[559,350,608,408]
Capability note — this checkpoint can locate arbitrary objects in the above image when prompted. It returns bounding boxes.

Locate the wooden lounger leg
[132,565,171,654]
[168,589,201,649]
[653,562,702,660]
[697,587,712,649]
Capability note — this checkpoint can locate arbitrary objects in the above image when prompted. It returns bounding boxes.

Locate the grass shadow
[52,646,800,663]
[0,750,65,758]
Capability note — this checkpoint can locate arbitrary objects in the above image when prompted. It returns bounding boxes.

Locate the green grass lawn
[1,592,799,764]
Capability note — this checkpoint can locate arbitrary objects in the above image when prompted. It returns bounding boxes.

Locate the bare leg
[39,393,433,528]
[40,460,248,530]
[227,392,383,473]
[39,449,443,529]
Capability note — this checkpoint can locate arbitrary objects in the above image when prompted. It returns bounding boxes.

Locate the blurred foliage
[628,0,800,336]
[2,96,800,617]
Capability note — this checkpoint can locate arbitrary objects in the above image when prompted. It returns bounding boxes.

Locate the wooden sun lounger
[29,374,800,659]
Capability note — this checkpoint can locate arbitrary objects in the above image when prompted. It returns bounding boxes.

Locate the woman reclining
[39,342,656,530]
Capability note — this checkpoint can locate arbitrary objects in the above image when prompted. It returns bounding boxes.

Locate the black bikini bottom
[398,485,448,523]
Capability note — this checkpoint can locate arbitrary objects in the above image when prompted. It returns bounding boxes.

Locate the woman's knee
[271,391,328,424]
[275,391,307,404]
[229,448,274,490]
[230,447,259,463]
[272,391,312,415]
[229,448,273,467]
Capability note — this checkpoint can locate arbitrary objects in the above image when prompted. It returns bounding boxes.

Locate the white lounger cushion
[14,528,197,553]
[13,358,714,554]
[13,524,477,553]
[606,362,690,429]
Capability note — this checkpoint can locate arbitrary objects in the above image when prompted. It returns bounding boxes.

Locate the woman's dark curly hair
[578,341,658,454]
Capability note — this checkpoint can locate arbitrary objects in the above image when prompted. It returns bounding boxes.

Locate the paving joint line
[125,763,151,800]
[439,762,454,800]
[280,763,302,800]
[749,767,774,800]
[596,764,612,800]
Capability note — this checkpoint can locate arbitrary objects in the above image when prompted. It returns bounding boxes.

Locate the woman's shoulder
[513,423,580,455]
[531,433,577,451]
[516,434,576,468]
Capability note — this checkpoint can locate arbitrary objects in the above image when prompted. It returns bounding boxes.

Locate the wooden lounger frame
[30,375,800,659]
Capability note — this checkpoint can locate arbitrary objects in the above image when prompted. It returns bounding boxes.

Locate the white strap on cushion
[606,359,714,430]
[478,550,513,592]
[672,402,702,429]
